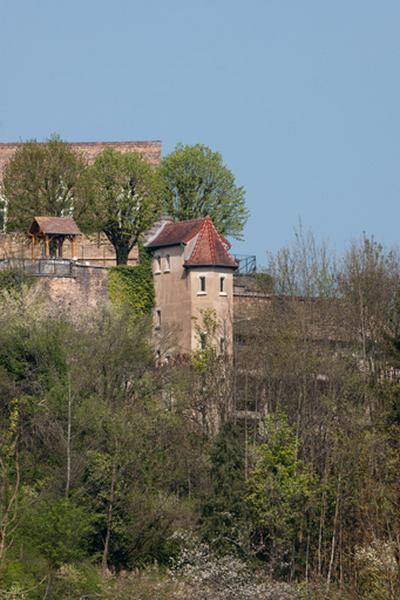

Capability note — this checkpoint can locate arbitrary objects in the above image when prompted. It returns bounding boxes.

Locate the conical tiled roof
[146,216,237,269]
[184,217,238,269]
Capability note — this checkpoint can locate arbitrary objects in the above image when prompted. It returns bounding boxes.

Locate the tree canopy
[82,149,161,265]
[2,135,87,232]
[159,144,248,239]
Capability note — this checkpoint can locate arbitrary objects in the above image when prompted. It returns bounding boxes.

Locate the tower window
[155,256,162,273]
[220,276,225,294]
[220,337,226,353]
[165,254,170,271]
[199,276,206,293]
[156,309,161,329]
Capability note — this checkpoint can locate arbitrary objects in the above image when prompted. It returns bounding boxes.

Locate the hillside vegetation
[1,233,400,599]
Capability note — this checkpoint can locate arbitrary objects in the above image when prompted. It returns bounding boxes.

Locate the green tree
[2,135,87,232]
[26,499,94,568]
[160,144,248,239]
[82,149,160,264]
[246,414,315,576]
[202,422,248,553]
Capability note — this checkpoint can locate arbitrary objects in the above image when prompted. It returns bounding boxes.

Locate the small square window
[199,276,206,293]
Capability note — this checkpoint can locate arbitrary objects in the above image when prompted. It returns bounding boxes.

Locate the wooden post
[45,235,49,258]
[71,237,76,259]
[31,235,35,260]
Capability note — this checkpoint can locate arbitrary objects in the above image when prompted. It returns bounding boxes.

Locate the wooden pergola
[28,216,82,259]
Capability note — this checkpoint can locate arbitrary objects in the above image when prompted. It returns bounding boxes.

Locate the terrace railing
[233,254,257,275]
[0,258,75,277]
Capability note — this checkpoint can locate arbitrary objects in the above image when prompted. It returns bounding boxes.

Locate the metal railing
[233,254,257,275]
[0,258,75,278]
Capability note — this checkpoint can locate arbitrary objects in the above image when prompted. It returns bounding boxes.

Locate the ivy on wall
[108,246,154,315]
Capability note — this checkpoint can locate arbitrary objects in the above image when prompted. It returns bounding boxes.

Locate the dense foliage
[159,143,249,239]
[2,135,87,232]
[81,148,161,264]
[1,137,250,264]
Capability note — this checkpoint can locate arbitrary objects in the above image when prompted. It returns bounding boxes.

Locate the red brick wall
[0,140,161,178]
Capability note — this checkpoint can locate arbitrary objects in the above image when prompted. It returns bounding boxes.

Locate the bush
[171,533,299,600]
[49,563,102,600]
[354,540,400,599]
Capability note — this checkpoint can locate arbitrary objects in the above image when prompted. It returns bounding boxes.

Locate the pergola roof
[29,216,82,237]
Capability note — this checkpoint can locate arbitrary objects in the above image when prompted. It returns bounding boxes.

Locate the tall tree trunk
[244,372,249,481]
[65,372,72,499]
[102,462,117,573]
[327,473,341,589]
[318,455,330,577]
[0,451,20,562]
[305,529,311,582]
[115,242,129,265]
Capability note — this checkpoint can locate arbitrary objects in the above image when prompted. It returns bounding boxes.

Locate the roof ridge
[207,218,216,263]
[213,219,230,250]
[35,215,75,219]
[176,216,205,224]
[186,221,205,264]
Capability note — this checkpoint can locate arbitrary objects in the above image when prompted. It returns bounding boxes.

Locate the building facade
[145,216,238,356]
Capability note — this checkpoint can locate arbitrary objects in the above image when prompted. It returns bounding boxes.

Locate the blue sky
[1,0,400,265]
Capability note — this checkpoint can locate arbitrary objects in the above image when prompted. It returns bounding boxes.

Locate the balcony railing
[233,254,257,275]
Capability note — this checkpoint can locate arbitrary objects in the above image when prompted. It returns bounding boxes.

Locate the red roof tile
[146,218,205,248]
[147,216,237,268]
[147,218,231,248]
[184,217,238,269]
